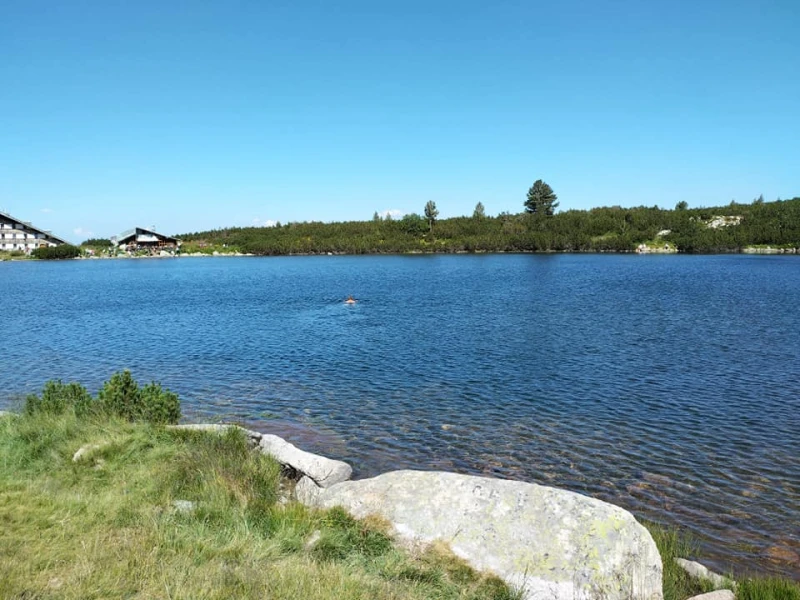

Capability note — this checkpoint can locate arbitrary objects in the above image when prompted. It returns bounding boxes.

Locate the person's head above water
[345,295,356,304]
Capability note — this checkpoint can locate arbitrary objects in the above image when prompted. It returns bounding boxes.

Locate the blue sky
[1,0,798,242]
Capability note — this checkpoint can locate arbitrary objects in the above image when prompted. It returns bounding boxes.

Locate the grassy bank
[0,410,517,600]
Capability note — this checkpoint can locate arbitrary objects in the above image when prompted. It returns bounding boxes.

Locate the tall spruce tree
[525,180,559,215]
[424,200,439,232]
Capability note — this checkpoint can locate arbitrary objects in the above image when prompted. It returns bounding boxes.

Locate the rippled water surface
[2,254,799,577]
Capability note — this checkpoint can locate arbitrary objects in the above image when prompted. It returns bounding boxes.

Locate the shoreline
[4,246,800,262]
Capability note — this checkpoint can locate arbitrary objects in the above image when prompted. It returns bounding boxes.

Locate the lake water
[1,254,798,578]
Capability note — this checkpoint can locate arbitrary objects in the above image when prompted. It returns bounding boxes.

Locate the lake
[1,254,798,578]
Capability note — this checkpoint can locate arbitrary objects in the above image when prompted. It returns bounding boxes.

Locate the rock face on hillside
[297,470,663,600]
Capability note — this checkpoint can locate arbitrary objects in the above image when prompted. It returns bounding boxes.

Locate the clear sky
[1,0,798,242]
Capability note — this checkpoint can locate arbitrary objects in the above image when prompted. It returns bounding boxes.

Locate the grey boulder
[675,558,732,590]
[299,470,662,600]
[258,434,351,488]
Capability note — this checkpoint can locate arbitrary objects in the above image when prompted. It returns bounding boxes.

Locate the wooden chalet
[112,227,180,250]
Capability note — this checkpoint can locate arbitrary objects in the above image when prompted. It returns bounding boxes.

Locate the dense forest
[177,197,800,256]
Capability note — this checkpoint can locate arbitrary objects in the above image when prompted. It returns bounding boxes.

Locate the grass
[646,521,800,600]
[0,411,519,600]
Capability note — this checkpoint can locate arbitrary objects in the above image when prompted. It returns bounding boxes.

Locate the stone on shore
[686,591,735,600]
[675,558,731,589]
[298,470,662,600]
[168,424,351,487]
[258,434,352,488]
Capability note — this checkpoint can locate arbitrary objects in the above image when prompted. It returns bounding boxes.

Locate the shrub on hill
[24,370,181,425]
[31,245,81,259]
[24,380,93,417]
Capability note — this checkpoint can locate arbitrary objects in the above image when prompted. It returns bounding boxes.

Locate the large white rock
[299,470,662,600]
[258,434,352,488]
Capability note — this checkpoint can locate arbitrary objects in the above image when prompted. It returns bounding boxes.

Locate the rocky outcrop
[298,470,662,600]
[258,434,351,488]
[168,424,352,488]
[636,243,677,254]
[742,246,799,254]
[675,558,731,590]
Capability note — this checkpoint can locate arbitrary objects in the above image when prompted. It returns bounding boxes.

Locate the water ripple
[1,254,799,579]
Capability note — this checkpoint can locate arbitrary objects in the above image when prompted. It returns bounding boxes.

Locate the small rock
[675,558,731,589]
[686,591,735,600]
[305,530,322,550]
[47,577,64,590]
[259,434,352,488]
[73,443,105,462]
[172,500,196,514]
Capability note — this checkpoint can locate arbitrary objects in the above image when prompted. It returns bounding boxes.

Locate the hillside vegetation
[178,197,800,255]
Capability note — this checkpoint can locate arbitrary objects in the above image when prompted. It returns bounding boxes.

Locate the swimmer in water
[345,295,357,304]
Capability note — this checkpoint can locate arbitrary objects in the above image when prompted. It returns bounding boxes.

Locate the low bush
[97,370,143,420]
[25,370,181,425]
[31,244,81,259]
[139,381,181,424]
[24,380,93,416]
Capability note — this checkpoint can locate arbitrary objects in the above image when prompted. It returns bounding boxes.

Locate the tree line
[176,187,799,255]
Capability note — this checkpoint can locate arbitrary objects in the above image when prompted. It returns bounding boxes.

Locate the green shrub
[139,382,181,425]
[98,370,142,420]
[31,244,81,260]
[24,380,93,416]
[97,370,181,425]
[80,238,112,247]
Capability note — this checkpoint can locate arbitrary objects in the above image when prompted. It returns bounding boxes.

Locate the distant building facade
[0,211,69,252]
[112,227,180,250]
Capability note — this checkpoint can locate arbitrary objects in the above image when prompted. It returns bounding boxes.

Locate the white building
[0,211,69,252]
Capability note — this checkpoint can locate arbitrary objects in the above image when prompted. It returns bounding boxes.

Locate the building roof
[0,210,70,245]
[114,227,179,245]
